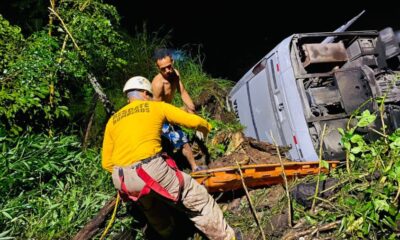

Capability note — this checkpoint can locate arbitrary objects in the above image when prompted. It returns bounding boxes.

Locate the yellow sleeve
[161,102,212,133]
[101,120,114,173]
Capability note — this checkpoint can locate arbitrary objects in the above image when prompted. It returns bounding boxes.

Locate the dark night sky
[2,1,400,80]
[107,1,400,80]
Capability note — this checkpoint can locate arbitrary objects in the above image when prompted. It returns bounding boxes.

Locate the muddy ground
[208,132,290,168]
[191,131,291,169]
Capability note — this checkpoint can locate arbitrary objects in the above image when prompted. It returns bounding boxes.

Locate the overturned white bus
[228,25,400,161]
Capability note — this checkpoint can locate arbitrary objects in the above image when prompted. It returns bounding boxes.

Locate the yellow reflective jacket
[101,100,211,173]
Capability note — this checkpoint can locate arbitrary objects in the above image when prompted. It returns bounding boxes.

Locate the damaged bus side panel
[229,28,400,161]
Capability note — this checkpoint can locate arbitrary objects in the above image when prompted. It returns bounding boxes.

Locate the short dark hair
[153,48,172,61]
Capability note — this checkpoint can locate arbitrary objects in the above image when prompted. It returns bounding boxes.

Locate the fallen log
[73,197,116,240]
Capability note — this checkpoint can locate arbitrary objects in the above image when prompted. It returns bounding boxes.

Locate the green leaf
[344,141,351,151]
[1,211,12,220]
[389,233,398,240]
[373,199,390,212]
[349,153,356,161]
[389,137,400,149]
[388,204,397,216]
[338,128,345,136]
[357,110,376,127]
[0,230,11,238]
[346,216,364,233]
[351,147,362,154]
[345,197,357,206]
[305,215,317,225]
[350,134,364,144]
[320,160,330,170]
[370,147,377,156]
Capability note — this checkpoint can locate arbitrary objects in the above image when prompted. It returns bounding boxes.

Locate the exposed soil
[194,81,236,123]
[208,132,291,168]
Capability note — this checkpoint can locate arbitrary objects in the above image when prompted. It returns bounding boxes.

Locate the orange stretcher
[191,161,340,193]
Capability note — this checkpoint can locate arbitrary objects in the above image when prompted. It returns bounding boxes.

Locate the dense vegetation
[2,1,400,240]
[0,0,234,238]
[291,103,400,239]
[0,134,113,238]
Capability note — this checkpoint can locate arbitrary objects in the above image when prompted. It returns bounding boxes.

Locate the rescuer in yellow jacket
[101,76,235,240]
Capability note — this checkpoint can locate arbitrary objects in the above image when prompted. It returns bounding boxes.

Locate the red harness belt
[119,155,184,202]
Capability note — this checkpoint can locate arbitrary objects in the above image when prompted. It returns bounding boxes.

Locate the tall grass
[172,49,233,106]
[122,24,171,82]
[0,134,115,239]
[83,27,171,147]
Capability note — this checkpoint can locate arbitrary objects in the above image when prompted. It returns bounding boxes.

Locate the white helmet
[123,76,153,94]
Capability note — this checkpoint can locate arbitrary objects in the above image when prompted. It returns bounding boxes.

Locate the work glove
[195,130,205,141]
[194,165,208,172]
